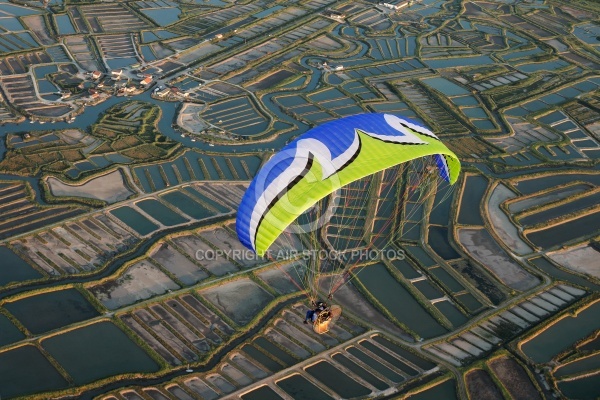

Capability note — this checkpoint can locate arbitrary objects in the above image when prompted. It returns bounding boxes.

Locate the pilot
[303,301,328,324]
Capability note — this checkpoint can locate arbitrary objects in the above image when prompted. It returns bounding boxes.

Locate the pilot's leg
[304,310,313,324]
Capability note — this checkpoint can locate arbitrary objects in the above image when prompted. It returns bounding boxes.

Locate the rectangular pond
[305,360,371,398]
[160,164,179,186]
[557,372,600,400]
[33,65,58,79]
[136,199,188,226]
[140,45,156,61]
[37,79,59,94]
[106,58,138,70]
[520,300,600,364]
[276,374,334,400]
[463,107,489,119]
[422,77,469,96]
[357,263,447,338]
[0,245,42,286]
[241,385,284,400]
[241,344,284,372]
[359,339,418,376]
[160,190,215,220]
[254,337,298,368]
[404,244,437,267]
[390,257,422,279]
[455,292,484,313]
[457,175,488,225]
[4,288,99,335]
[428,267,465,292]
[0,313,25,347]
[330,353,389,390]
[0,345,68,398]
[41,321,160,385]
[144,165,167,191]
[407,378,457,400]
[520,192,600,227]
[134,168,153,192]
[424,56,493,69]
[110,206,158,236]
[372,334,436,370]
[183,186,229,213]
[252,5,284,18]
[517,59,569,73]
[346,346,404,383]
[528,257,600,292]
[427,226,460,260]
[141,7,181,26]
[430,181,454,225]
[526,211,600,249]
[453,95,479,106]
[555,353,600,378]
[508,183,591,213]
[414,280,443,299]
[514,174,600,195]
[55,14,75,35]
[0,16,24,31]
[435,301,468,327]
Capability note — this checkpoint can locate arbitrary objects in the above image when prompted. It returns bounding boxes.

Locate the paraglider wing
[236,113,460,256]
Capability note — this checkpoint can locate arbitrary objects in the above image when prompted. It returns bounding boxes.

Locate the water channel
[0,54,325,157]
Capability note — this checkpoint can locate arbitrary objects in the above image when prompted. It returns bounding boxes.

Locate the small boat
[208,143,214,147]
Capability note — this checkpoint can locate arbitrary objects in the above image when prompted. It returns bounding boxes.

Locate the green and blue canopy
[236,113,460,256]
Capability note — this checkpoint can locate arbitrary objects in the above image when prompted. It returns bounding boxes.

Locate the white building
[380,1,409,11]
[157,88,171,97]
[111,69,123,80]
